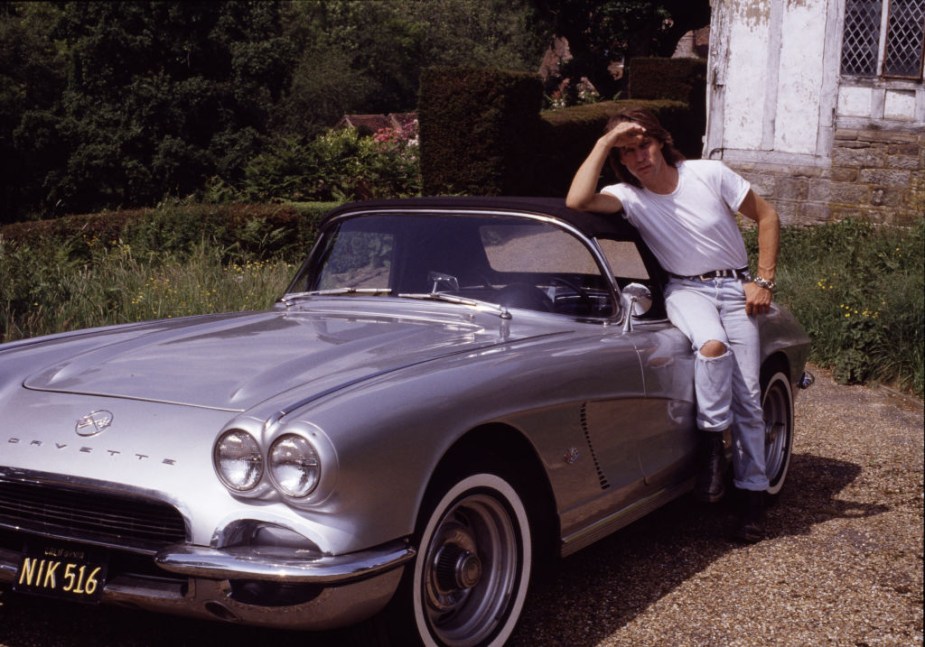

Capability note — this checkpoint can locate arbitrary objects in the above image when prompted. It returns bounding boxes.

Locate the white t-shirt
[601,160,751,276]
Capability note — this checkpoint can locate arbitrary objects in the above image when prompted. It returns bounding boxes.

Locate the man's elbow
[565,195,586,210]
[567,193,618,213]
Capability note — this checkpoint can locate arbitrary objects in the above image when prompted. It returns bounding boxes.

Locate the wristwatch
[753,276,776,291]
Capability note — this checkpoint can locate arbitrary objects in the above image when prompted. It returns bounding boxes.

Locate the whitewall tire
[411,473,532,647]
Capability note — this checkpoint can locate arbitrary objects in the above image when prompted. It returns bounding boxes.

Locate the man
[566,108,780,543]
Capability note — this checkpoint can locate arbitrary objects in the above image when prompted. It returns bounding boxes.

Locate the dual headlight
[214,430,321,499]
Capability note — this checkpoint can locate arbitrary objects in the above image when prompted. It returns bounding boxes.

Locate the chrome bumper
[155,540,415,583]
[1,540,414,631]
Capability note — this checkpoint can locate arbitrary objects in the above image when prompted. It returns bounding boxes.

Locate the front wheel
[762,370,794,496]
[402,472,533,646]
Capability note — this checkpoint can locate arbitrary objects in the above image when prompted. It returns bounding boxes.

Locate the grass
[2,215,923,397]
[1,238,294,341]
[745,218,924,397]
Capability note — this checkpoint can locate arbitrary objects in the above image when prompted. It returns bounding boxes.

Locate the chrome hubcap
[422,492,519,645]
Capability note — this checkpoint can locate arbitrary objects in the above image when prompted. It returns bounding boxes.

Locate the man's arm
[566,123,644,213]
[738,190,780,315]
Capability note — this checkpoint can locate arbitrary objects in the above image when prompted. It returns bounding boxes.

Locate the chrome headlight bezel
[267,433,322,499]
[213,429,264,492]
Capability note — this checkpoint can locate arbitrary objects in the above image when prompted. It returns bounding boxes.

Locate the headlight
[268,434,321,498]
[214,430,263,491]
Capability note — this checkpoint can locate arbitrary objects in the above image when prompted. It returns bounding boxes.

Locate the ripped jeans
[665,277,769,491]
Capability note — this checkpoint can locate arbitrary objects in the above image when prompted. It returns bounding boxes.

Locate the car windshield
[287,213,616,317]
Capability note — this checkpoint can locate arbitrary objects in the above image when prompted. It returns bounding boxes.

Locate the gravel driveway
[1,366,921,646]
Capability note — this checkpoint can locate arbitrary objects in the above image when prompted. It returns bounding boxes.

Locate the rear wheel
[762,370,794,495]
[396,472,533,646]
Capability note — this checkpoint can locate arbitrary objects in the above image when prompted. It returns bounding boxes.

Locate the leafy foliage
[0,236,293,339]
[744,219,925,396]
[243,120,421,202]
[0,0,702,222]
[533,0,710,100]
[29,2,295,216]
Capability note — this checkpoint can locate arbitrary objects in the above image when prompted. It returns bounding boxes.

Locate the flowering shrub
[372,120,419,147]
[242,121,421,203]
[545,77,601,110]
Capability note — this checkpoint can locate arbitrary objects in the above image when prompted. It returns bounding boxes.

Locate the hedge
[419,59,707,197]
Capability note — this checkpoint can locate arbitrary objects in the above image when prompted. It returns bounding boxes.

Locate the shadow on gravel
[0,453,887,647]
[508,451,889,644]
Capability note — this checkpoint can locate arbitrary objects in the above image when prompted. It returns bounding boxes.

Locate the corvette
[0,196,812,646]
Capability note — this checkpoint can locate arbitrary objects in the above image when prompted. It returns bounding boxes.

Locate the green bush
[745,219,924,396]
[0,202,335,265]
[0,238,293,340]
[242,124,421,203]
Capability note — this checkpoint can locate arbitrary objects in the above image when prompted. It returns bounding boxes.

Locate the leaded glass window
[884,0,925,77]
[841,0,925,79]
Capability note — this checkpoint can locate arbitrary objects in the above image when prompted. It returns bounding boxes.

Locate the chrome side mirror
[620,282,652,332]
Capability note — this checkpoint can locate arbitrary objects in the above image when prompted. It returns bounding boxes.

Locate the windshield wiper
[398,292,512,319]
[280,288,393,307]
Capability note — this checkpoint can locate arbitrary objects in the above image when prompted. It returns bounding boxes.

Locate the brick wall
[730,128,925,227]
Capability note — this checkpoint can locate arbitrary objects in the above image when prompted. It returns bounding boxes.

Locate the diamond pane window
[841,0,925,79]
[841,0,882,75]
[883,0,925,78]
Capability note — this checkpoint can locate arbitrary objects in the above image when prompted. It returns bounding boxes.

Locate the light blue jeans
[665,277,769,492]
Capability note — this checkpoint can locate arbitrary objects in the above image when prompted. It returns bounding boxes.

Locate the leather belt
[670,268,751,281]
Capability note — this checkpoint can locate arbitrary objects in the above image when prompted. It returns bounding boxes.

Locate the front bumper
[0,540,414,630]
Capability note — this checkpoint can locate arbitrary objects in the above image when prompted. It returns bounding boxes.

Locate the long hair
[605,109,686,188]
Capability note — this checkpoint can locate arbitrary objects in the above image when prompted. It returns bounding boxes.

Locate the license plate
[13,543,108,603]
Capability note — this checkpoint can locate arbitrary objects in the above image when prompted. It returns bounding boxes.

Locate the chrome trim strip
[155,539,415,584]
[0,546,18,579]
[0,522,160,556]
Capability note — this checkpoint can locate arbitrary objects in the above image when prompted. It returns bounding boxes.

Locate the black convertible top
[323,196,639,240]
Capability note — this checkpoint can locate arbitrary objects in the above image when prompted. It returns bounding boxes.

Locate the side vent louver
[579,403,610,490]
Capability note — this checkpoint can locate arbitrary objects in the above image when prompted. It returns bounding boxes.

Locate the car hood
[22,305,549,411]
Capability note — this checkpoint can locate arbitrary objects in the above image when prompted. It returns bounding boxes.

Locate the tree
[10,1,298,216]
[1,0,553,220]
[271,0,545,139]
[0,2,66,221]
[534,0,710,101]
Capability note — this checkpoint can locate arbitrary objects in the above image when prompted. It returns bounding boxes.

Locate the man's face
[618,135,666,183]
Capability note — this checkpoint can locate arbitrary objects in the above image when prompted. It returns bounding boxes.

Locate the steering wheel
[549,276,593,311]
[496,282,554,312]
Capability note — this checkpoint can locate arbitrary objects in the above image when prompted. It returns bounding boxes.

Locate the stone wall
[729,128,925,227]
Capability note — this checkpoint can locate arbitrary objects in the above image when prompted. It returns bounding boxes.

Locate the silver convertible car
[0,197,811,645]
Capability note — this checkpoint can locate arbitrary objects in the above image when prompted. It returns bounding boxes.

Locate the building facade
[705,0,924,225]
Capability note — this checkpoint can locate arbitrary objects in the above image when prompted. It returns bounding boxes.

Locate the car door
[630,325,698,489]
[596,236,698,490]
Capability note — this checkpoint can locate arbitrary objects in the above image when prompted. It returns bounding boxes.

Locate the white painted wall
[708,0,924,162]
[706,0,835,161]
[721,7,771,149]
[775,2,828,154]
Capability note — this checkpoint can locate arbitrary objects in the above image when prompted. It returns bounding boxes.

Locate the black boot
[696,431,727,503]
[733,489,766,543]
